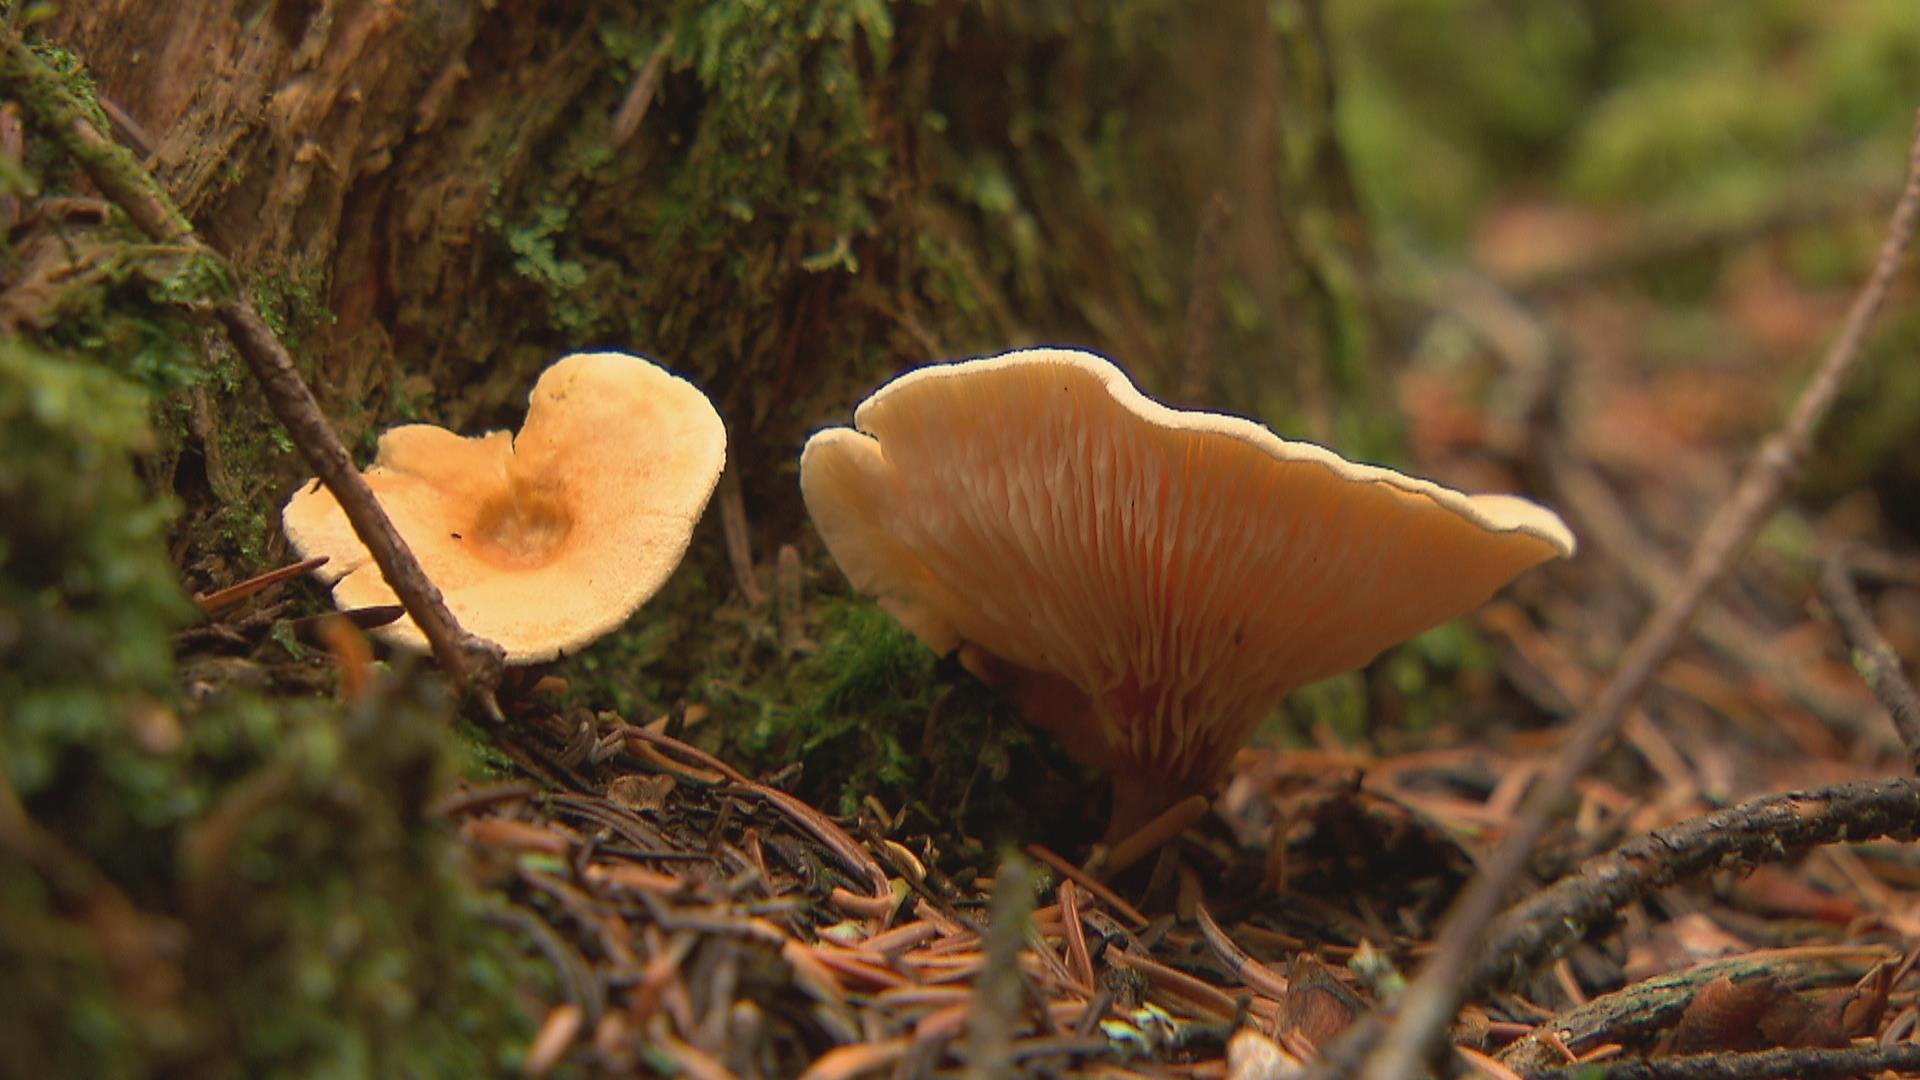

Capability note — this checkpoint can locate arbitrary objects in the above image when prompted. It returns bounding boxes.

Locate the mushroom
[800,348,1573,838]
[283,351,725,663]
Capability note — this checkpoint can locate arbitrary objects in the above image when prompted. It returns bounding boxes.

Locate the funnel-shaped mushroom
[284,351,725,663]
[801,348,1573,837]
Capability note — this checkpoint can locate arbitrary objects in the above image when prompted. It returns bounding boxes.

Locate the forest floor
[178,140,1920,1078]
[13,15,1920,1078]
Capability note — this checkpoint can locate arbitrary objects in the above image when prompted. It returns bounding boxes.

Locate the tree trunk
[48,0,1375,572]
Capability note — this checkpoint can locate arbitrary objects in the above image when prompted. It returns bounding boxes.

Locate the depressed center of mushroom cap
[463,477,573,570]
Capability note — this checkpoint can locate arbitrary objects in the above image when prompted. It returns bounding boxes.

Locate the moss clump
[748,603,936,810]
[0,336,533,1074]
[0,336,191,1078]
[174,683,536,1078]
[728,603,1096,857]
[0,340,193,832]
[251,256,335,355]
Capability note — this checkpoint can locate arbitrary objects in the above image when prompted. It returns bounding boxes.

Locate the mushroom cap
[800,348,1573,819]
[283,351,725,663]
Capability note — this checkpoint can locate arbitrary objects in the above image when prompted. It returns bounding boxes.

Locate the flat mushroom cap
[800,348,1573,823]
[283,351,725,663]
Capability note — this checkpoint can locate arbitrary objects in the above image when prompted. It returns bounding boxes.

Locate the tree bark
[46,1,1372,554]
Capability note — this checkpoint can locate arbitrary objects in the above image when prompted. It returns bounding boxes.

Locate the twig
[194,554,328,616]
[1499,946,1893,1074]
[1096,792,1209,879]
[1195,902,1292,1000]
[1818,551,1920,772]
[1176,191,1232,406]
[733,783,892,900]
[717,463,766,607]
[609,31,673,149]
[1339,111,1920,1080]
[0,27,507,712]
[1478,778,1920,1000]
[776,543,817,656]
[963,855,1035,1080]
[1023,843,1149,928]
[1518,1042,1920,1080]
[485,903,606,1028]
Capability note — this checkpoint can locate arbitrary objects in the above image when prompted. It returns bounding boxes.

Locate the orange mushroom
[283,351,725,663]
[800,348,1573,837]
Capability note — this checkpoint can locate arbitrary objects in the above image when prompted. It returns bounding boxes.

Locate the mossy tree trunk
[47,0,1377,581]
[6,4,1381,1069]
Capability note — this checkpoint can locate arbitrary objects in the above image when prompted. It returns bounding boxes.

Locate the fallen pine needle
[522,1003,583,1078]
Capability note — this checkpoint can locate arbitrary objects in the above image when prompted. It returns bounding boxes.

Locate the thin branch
[1818,552,1920,772]
[1333,110,1920,1080]
[1520,1042,1920,1080]
[963,855,1035,1080]
[0,27,505,711]
[1498,946,1895,1074]
[1177,191,1232,406]
[1479,777,1920,998]
[717,463,766,607]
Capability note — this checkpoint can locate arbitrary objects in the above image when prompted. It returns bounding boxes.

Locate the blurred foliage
[0,42,537,1068]
[1333,0,1920,244]
[173,683,535,1077]
[0,332,536,1077]
[0,340,191,835]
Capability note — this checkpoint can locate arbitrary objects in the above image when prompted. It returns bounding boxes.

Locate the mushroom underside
[802,348,1574,839]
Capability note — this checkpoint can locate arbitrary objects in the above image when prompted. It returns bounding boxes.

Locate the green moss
[0,334,531,1077]
[750,603,932,809]
[723,603,1090,854]
[1335,1,1920,240]
[450,715,520,782]
[30,240,224,393]
[251,257,334,354]
[0,339,191,808]
[0,339,190,1076]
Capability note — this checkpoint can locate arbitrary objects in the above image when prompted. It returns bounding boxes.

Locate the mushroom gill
[800,347,1574,838]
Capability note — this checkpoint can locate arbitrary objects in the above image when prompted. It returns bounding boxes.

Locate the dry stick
[1499,945,1895,1076]
[194,554,328,616]
[1479,777,1920,1001]
[718,463,766,607]
[1176,191,1233,406]
[1194,902,1292,1000]
[0,28,506,712]
[1097,793,1210,880]
[1520,1043,1920,1080]
[1336,113,1920,1080]
[1818,552,1920,772]
[963,855,1035,1080]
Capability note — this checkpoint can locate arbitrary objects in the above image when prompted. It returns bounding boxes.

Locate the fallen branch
[1498,946,1896,1074]
[1520,1042,1920,1080]
[1818,551,1920,772]
[1176,191,1232,406]
[0,27,506,712]
[1477,777,1920,999]
[1331,109,1920,1080]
